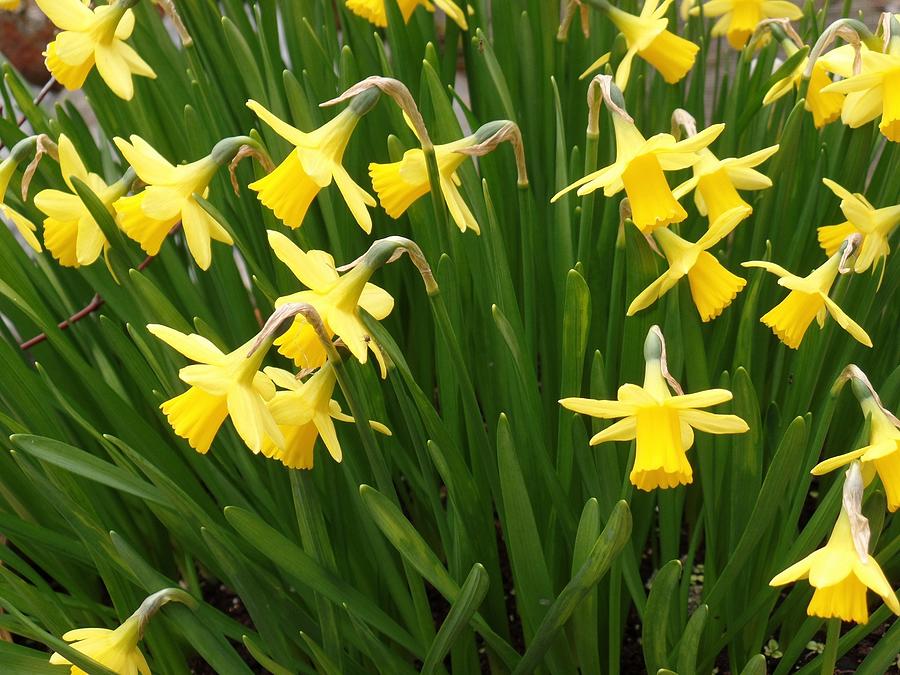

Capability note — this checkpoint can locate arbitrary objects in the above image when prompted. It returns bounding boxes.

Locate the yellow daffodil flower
[36,0,155,100]
[627,206,749,320]
[585,0,699,89]
[345,0,467,30]
[113,135,235,270]
[50,617,150,675]
[673,143,779,223]
[0,142,42,252]
[553,104,724,233]
[742,240,873,349]
[34,135,128,267]
[771,463,900,624]
[821,25,900,142]
[263,361,390,469]
[149,324,283,454]
[268,231,394,376]
[1,0,21,11]
[811,370,900,512]
[763,49,845,128]
[51,588,193,675]
[690,0,803,50]
[370,136,479,234]
[560,327,748,491]
[247,90,379,232]
[817,178,900,273]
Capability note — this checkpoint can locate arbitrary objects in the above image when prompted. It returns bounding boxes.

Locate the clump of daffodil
[687,0,803,50]
[51,588,195,675]
[560,326,749,491]
[811,366,900,512]
[742,236,872,349]
[247,88,380,232]
[770,462,899,624]
[149,324,283,454]
[821,14,900,142]
[34,134,131,267]
[345,0,467,30]
[817,178,900,274]
[628,206,749,321]
[268,231,395,376]
[263,360,390,469]
[371,120,521,234]
[671,110,779,223]
[762,27,845,128]
[0,136,43,253]
[113,136,262,269]
[581,0,699,88]
[553,77,723,233]
[36,0,155,100]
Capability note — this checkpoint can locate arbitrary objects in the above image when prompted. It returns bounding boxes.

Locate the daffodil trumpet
[770,462,900,624]
[50,587,195,675]
[114,135,263,269]
[560,326,749,491]
[811,367,900,512]
[0,135,48,252]
[742,236,873,349]
[581,0,699,89]
[247,87,380,231]
[627,205,750,321]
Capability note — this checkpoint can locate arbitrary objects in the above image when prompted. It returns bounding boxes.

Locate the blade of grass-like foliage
[642,560,682,673]
[420,563,489,675]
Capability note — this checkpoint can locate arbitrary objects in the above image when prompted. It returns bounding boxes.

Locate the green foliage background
[0,0,898,673]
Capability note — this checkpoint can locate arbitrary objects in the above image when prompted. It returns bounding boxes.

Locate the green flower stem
[518,184,537,355]
[423,147,451,251]
[576,129,600,272]
[821,619,841,675]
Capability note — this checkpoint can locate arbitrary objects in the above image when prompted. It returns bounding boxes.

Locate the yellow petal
[247,100,308,147]
[359,283,395,320]
[114,136,177,184]
[679,410,748,434]
[332,166,375,233]
[589,417,638,445]
[147,324,225,363]
[666,388,733,409]
[559,397,636,418]
[821,295,872,347]
[95,42,135,100]
[267,230,338,290]
[34,0,93,31]
[227,384,283,453]
[810,447,867,475]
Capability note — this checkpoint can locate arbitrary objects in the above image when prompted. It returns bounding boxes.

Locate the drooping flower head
[770,462,899,624]
[560,326,749,491]
[763,37,845,128]
[268,231,395,376]
[553,81,723,233]
[822,16,900,142]
[149,324,283,454]
[50,588,194,675]
[811,366,900,512]
[671,114,778,223]
[627,206,749,321]
[817,178,900,273]
[743,237,873,349]
[263,361,390,469]
[371,120,519,234]
[113,135,250,269]
[345,0,467,30]
[34,134,130,267]
[247,88,380,232]
[36,0,156,100]
[583,0,698,89]
[689,0,803,50]
[0,136,43,252]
